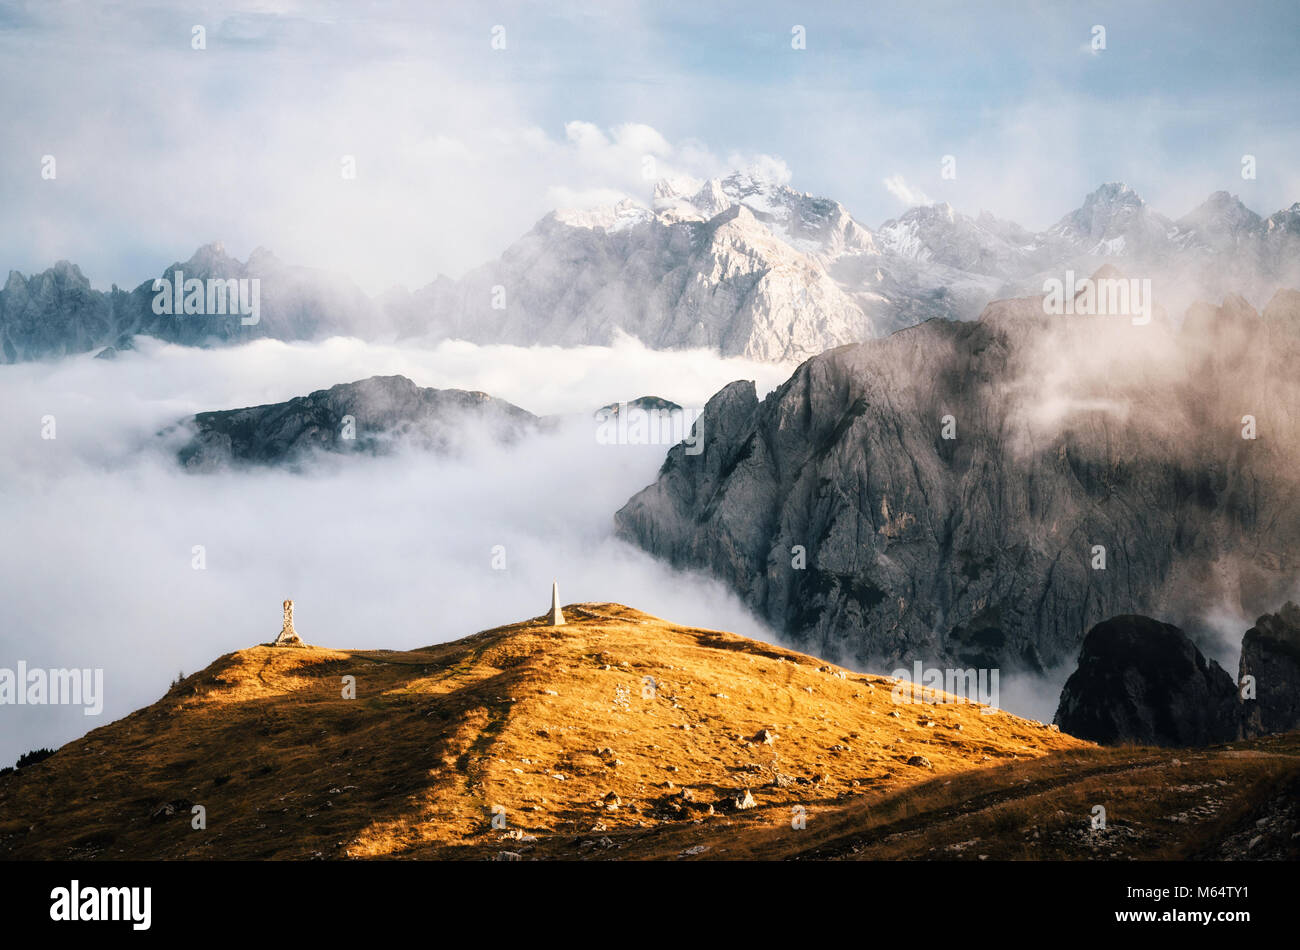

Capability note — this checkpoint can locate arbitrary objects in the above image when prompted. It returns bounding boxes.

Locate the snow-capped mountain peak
[552,197,654,232]
[875,201,1039,277]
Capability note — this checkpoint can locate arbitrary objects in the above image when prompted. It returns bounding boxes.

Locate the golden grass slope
[1,603,1295,860]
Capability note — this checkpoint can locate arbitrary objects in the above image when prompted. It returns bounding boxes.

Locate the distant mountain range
[4,177,1299,364]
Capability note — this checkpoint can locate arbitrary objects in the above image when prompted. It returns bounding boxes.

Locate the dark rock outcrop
[1240,602,1300,736]
[1053,615,1240,747]
[615,294,1300,669]
[596,396,683,418]
[175,375,537,470]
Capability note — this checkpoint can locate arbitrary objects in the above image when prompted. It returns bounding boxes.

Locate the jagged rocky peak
[171,241,246,278]
[652,175,732,219]
[410,167,877,363]
[1052,615,1241,747]
[155,243,290,283]
[651,170,876,258]
[10,259,93,291]
[1048,181,1164,250]
[1077,180,1145,219]
[876,201,1040,276]
[48,259,92,282]
[551,198,654,232]
[0,258,115,363]
[1178,190,1263,244]
[175,374,539,470]
[1265,202,1300,234]
[653,168,797,218]
[876,203,950,258]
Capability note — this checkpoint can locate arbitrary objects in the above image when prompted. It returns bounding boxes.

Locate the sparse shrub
[990,806,1026,835]
[15,748,55,769]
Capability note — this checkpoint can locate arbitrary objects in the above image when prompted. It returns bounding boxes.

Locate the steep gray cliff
[1239,602,1300,736]
[615,291,1300,670]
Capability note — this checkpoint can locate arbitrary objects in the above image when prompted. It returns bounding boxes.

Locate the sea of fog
[0,335,1069,765]
[0,336,792,764]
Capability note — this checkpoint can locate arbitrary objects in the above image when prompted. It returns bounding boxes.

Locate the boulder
[1053,615,1240,747]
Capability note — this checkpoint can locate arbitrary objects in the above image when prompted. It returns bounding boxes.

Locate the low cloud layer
[8,315,1284,762]
[0,338,796,764]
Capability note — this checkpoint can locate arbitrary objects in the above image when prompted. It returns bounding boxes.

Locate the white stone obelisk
[546,580,565,626]
[272,599,304,646]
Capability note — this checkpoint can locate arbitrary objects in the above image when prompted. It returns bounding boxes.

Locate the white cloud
[882,173,932,208]
[730,153,794,185]
[544,186,637,213]
[610,122,673,156]
[564,120,612,152]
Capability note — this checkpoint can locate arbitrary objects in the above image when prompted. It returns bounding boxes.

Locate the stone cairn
[545,581,565,626]
[271,599,305,646]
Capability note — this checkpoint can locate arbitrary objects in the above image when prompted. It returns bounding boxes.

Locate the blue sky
[2,0,1298,291]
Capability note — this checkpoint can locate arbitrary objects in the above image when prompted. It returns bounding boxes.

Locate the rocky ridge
[175,375,538,470]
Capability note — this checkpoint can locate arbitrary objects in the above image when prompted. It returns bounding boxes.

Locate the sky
[2,0,1298,293]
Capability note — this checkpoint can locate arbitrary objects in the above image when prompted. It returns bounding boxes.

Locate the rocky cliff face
[615,291,1300,671]
[176,375,537,470]
[1240,602,1300,736]
[1051,615,1241,747]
